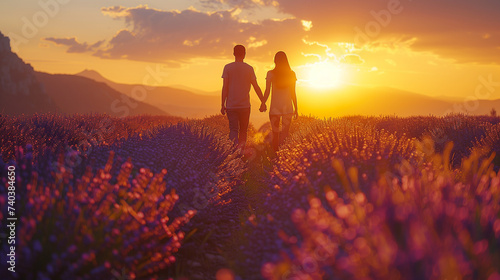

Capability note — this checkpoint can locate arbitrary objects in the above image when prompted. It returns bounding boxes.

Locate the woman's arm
[263,79,272,103]
[291,81,298,119]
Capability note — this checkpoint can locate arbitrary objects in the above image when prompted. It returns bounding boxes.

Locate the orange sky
[1,0,500,103]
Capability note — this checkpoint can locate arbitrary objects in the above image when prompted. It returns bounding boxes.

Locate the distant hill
[76,69,108,83]
[76,69,222,118]
[77,70,220,96]
[0,32,166,117]
[168,84,220,96]
[302,85,453,117]
[475,99,500,116]
[77,69,500,123]
[76,69,273,125]
[35,72,167,116]
[0,31,57,115]
[300,85,500,117]
[2,28,498,119]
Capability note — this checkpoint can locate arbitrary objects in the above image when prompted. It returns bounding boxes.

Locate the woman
[261,51,298,151]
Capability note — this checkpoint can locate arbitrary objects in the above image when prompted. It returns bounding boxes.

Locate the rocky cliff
[0,31,56,115]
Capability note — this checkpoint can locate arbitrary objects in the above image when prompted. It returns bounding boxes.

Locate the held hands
[259,102,267,112]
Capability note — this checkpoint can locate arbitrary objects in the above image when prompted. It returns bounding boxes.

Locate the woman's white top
[266,70,296,115]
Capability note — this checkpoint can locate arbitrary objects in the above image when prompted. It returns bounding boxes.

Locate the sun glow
[301,61,344,89]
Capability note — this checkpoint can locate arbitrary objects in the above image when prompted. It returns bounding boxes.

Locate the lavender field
[1,113,500,280]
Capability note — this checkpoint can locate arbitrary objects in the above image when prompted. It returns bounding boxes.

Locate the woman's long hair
[272,51,294,89]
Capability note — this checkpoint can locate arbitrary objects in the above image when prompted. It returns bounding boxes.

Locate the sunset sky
[1,0,500,102]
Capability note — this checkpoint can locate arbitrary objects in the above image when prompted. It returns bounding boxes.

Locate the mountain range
[75,69,270,125]
[1,31,498,122]
[0,31,165,117]
[301,85,500,118]
[35,72,166,116]
[74,70,500,121]
[76,69,221,118]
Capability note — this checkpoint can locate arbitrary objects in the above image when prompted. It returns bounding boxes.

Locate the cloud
[199,0,265,9]
[46,1,500,67]
[341,54,364,65]
[284,0,500,64]
[44,37,104,53]
[41,5,320,66]
[207,0,500,64]
[93,5,309,64]
[301,20,312,31]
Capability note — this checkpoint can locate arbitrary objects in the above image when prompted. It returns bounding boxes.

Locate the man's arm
[221,78,229,115]
[251,79,264,102]
[260,79,271,112]
[251,79,267,112]
[263,79,271,104]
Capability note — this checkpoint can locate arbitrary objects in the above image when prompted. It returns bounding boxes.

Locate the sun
[302,61,343,89]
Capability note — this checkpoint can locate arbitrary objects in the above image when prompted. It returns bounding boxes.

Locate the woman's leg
[280,114,293,145]
[270,114,281,151]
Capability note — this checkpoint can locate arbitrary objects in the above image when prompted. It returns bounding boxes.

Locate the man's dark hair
[233,45,246,57]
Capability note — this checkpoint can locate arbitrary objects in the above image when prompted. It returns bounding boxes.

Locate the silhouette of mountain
[0,32,166,117]
[302,85,500,117]
[76,69,222,118]
[0,31,57,115]
[77,69,219,96]
[2,30,497,119]
[35,72,167,116]
[76,69,274,125]
[168,84,219,96]
[475,99,500,115]
[75,71,500,120]
[76,69,109,83]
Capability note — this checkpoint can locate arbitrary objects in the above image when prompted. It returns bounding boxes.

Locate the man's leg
[226,109,239,146]
[237,108,251,149]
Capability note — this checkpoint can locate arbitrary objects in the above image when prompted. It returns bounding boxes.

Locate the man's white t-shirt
[266,70,296,115]
[222,62,257,109]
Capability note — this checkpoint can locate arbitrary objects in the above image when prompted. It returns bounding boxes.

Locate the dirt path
[88,125,274,279]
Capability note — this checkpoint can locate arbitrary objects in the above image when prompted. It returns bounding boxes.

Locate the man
[221,45,265,149]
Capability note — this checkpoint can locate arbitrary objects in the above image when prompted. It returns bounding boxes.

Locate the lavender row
[263,147,500,279]
[0,147,194,280]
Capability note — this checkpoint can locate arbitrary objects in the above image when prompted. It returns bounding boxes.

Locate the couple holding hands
[221,45,298,151]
